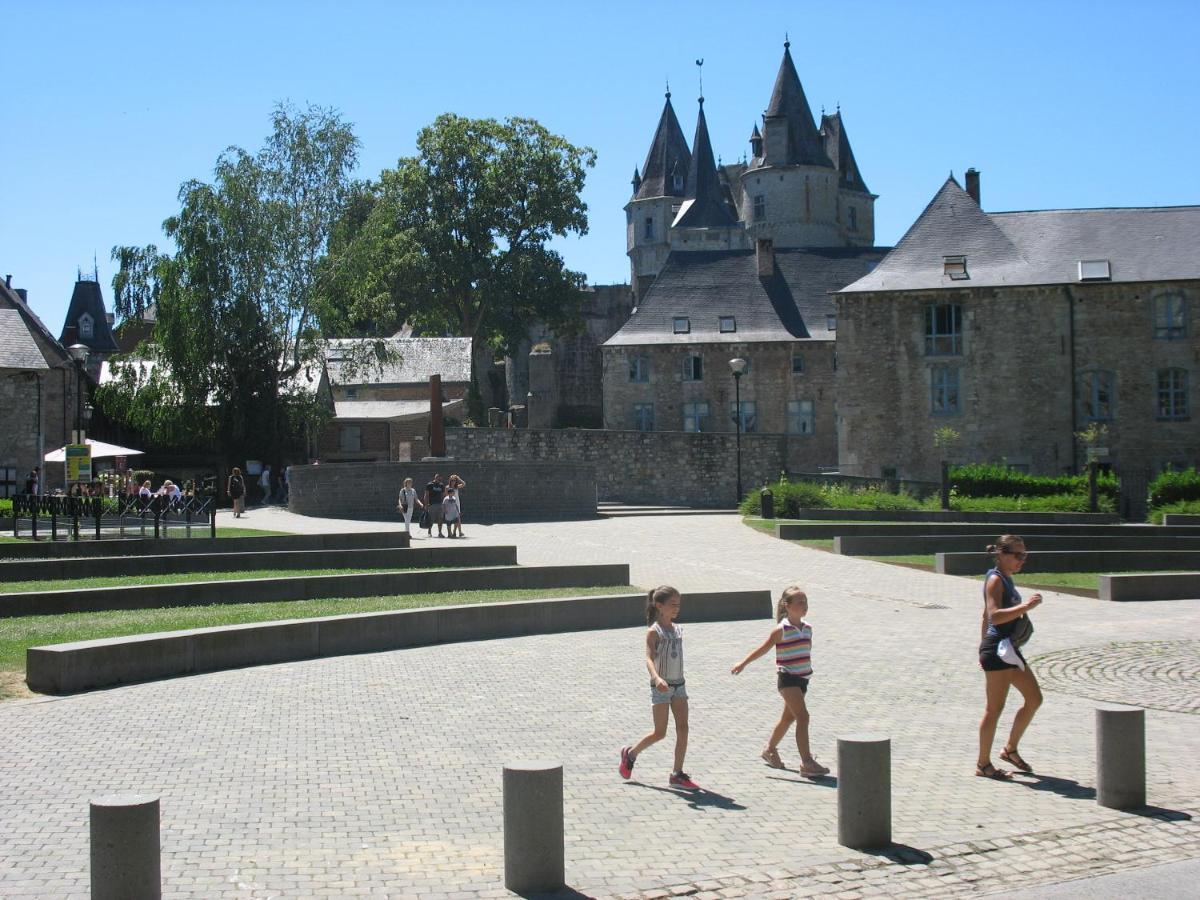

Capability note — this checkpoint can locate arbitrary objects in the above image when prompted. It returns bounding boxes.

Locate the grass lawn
[2,567,432,594]
[0,584,640,700]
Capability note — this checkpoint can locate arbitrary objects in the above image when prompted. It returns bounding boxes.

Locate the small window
[731,400,757,433]
[1154,293,1187,340]
[629,356,650,383]
[673,316,690,334]
[847,169,856,185]
[791,354,805,375]
[931,366,960,416]
[1157,369,1189,420]
[339,425,362,453]
[925,303,963,355]
[848,206,858,231]
[344,387,358,400]
[671,203,681,217]
[683,401,710,432]
[672,173,684,192]
[788,399,815,435]
[78,314,94,339]
[1081,370,1114,422]
[682,354,703,382]
[643,217,654,239]
[943,255,969,280]
[753,194,766,222]
[633,403,655,431]
[826,314,837,332]
[719,316,736,333]
[1078,259,1112,281]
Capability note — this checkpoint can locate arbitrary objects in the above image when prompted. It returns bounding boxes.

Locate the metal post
[941,460,951,511]
[1088,461,1099,513]
[94,497,102,540]
[503,762,564,893]
[209,498,216,538]
[153,497,161,540]
[72,496,81,541]
[31,497,39,541]
[734,372,743,505]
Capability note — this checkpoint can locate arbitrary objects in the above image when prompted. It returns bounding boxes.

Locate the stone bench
[26,589,772,694]
[1162,514,1200,526]
[788,508,1119,524]
[0,544,516,582]
[778,522,1200,541]
[0,563,630,617]
[936,550,1200,576]
[835,534,1200,557]
[0,530,410,560]
[1098,572,1200,602]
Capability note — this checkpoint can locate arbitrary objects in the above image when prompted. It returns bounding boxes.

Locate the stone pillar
[837,735,891,849]
[503,761,564,892]
[1096,706,1146,809]
[90,794,160,899]
[526,344,558,429]
[487,407,504,428]
[428,374,445,457]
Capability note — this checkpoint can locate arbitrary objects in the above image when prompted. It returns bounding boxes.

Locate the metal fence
[11,494,217,541]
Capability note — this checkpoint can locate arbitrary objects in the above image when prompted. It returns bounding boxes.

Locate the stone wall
[288,460,597,522]
[0,338,84,493]
[445,427,815,507]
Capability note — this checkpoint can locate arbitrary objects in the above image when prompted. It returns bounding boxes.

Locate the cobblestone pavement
[1,511,1198,898]
[1031,640,1200,715]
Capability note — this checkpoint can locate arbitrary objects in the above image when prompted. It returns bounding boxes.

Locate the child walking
[618,586,699,790]
[731,586,830,776]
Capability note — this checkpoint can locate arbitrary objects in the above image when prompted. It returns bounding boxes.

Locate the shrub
[1149,499,1200,524]
[1148,468,1200,507]
[947,493,1115,514]
[740,481,922,517]
[0,498,12,517]
[950,463,1117,501]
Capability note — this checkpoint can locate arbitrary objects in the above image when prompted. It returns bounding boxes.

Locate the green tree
[105,103,357,463]
[320,113,596,421]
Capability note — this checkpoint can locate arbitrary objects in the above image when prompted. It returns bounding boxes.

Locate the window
[683,401,710,432]
[633,403,655,431]
[629,356,650,383]
[344,387,358,400]
[1157,369,1189,420]
[931,366,960,416]
[1081,370,1114,422]
[643,217,654,239]
[673,316,690,334]
[943,255,969,280]
[78,314,93,339]
[848,206,858,231]
[753,194,766,222]
[731,400,757,433]
[1154,293,1187,340]
[826,314,837,332]
[339,425,362,452]
[1078,259,1112,281]
[925,304,963,355]
[682,354,703,382]
[672,173,684,192]
[719,316,736,333]
[788,399,815,435]
[791,354,805,375]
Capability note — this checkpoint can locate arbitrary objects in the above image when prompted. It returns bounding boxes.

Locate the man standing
[260,464,272,504]
[424,473,446,538]
[23,466,40,496]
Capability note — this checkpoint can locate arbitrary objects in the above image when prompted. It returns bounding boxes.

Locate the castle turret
[669,96,744,254]
[820,109,877,245]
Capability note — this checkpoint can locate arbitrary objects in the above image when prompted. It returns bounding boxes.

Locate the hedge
[950,463,1117,501]
[1148,468,1200,507]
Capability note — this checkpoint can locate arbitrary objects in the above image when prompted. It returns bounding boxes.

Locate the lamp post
[67,344,91,445]
[729,357,747,506]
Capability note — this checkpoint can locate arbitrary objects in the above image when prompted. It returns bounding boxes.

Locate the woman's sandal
[975,762,1013,780]
[800,759,831,777]
[999,746,1033,773]
[761,747,785,769]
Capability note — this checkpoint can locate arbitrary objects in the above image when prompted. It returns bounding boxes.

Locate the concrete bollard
[503,761,564,893]
[1096,706,1146,809]
[837,735,891,849]
[90,794,161,900]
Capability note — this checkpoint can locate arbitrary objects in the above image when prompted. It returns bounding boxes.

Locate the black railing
[11,493,217,541]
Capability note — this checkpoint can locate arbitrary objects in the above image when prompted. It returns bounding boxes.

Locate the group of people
[397,473,466,538]
[225,465,290,518]
[618,534,1043,791]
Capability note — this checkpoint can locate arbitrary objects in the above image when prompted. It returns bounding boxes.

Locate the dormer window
[943,256,969,280]
[672,173,684,192]
[826,314,837,332]
[1079,259,1112,282]
[78,313,94,339]
[719,316,736,333]
[344,387,358,400]
[673,317,690,334]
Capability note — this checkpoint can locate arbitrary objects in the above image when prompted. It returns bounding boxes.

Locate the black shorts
[979,640,1024,672]
[777,672,809,693]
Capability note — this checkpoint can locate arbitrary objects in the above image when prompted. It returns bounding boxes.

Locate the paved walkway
[1,509,1197,898]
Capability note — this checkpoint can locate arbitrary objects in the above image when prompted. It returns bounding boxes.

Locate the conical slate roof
[763,44,832,168]
[674,99,737,229]
[634,92,692,200]
[820,111,870,195]
[59,279,119,354]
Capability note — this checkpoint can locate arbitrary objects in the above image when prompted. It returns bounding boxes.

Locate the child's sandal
[761,747,785,769]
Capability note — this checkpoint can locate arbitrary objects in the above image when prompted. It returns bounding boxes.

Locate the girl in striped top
[731,586,830,777]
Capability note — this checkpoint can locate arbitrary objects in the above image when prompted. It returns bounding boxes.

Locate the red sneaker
[669,771,699,790]
[619,746,636,780]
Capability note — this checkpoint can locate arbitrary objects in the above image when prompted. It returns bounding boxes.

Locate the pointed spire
[819,109,871,195]
[763,42,832,167]
[631,166,642,193]
[674,97,737,229]
[634,91,692,201]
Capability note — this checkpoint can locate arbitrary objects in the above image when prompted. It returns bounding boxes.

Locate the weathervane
[696,58,704,102]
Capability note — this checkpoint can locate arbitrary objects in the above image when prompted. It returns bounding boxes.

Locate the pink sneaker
[669,771,699,790]
[619,746,636,780]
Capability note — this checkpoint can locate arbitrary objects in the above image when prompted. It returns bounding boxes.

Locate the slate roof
[0,280,70,365]
[842,176,1200,292]
[633,93,691,201]
[0,309,49,370]
[674,100,738,229]
[820,111,871,195]
[334,398,464,420]
[604,246,890,346]
[324,337,472,386]
[760,44,832,168]
[59,279,120,354]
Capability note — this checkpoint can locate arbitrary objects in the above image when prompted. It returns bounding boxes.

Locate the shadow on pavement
[628,782,748,810]
[766,772,837,789]
[1130,805,1193,821]
[516,888,593,899]
[863,843,936,865]
[1014,772,1095,800]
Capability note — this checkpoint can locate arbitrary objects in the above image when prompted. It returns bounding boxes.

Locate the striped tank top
[776,617,813,676]
[652,622,684,685]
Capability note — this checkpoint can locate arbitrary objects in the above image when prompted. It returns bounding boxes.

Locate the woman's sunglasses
[1002,549,1028,561]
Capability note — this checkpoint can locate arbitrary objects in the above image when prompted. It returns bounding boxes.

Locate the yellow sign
[66,444,92,481]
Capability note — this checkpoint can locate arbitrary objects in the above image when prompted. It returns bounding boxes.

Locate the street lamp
[67,343,90,445]
[729,357,747,505]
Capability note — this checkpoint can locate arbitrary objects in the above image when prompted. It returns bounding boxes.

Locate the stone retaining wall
[0,531,410,560]
[1099,572,1200,602]
[937,549,1200,576]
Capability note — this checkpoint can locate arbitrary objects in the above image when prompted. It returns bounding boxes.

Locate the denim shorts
[651,681,688,705]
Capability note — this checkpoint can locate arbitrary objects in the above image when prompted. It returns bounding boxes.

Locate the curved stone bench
[26,589,772,694]
[1099,572,1200,602]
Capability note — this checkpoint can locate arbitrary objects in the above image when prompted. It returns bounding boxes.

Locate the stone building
[58,277,120,380]
[836,174,1200,481]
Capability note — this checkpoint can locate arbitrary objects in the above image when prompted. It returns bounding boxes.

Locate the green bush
[0,498,12,517]
[1148,468,1200,507]
[1149,499,1200,524]
[946,493,1115,514]
[950,463,1117,501]
[741,481,922,517]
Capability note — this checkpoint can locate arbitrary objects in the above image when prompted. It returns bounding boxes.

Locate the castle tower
[626,89,691,300]
[820,109,877,245]
[669,96,743,253]
[739,42,843,247]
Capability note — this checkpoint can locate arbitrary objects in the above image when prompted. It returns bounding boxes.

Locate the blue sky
[4,0,1199,337]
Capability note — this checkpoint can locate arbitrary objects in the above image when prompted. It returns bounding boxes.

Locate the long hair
[645,585,680,625]
[986,534,1025,558]
[777,585,806,621]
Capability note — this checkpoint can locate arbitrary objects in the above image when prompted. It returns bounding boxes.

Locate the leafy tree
[105,103,357,463]
[320,113,596,420]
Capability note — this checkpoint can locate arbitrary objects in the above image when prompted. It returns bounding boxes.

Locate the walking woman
[977,534,1043,779]
[397,477,423,534]
[227,467,246,518]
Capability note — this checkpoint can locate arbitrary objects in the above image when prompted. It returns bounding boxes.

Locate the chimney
[756,238,775,278]
[15,288,28,304]
[4,274,10,288]
[965,168,981,206]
